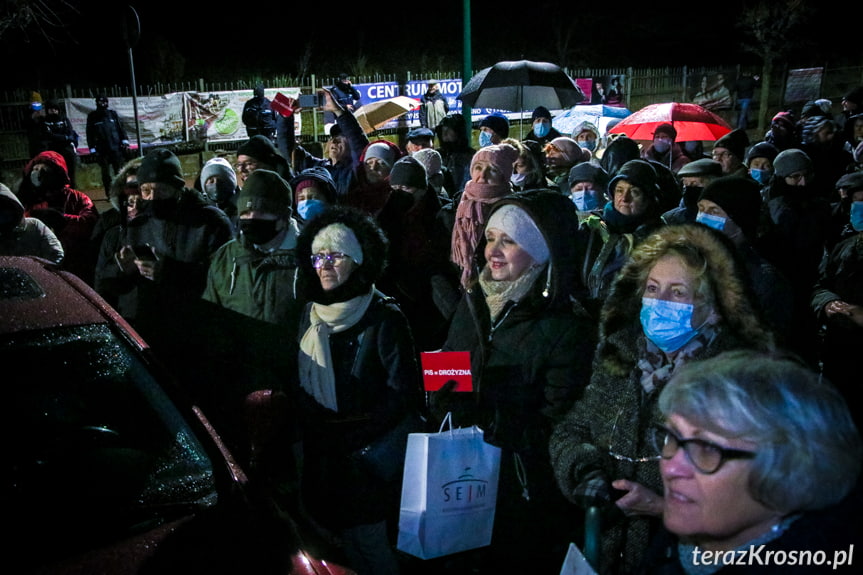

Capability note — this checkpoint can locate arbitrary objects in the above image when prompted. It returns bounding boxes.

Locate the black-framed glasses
[311,252,350,269]
[650,425,756,475]
[607,412,662,464]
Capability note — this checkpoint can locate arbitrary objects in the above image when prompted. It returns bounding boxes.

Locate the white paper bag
[560,542,599,575]
[396,414,501,559]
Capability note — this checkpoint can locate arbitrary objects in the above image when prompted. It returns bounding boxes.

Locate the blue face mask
[653,138,671,154]
[297,199,326,222]
[851,201,863,232]
[640,297,700,353]
[533,121,550,138]
[571,189,600,211]
[695,211,726,231]
[578,139,597,152]
[478,130,494,148]
[749,168,772,185]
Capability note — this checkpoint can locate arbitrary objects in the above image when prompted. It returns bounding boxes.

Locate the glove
[428,380,475,429]
[29,208,67,232]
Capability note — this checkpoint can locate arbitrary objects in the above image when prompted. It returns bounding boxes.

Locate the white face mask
[30,170,44,188]
[511,172,527,187]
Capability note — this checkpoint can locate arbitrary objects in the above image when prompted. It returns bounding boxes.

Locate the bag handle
[438,411,454,434]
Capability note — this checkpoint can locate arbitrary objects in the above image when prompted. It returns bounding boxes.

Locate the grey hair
[659,349,861,513]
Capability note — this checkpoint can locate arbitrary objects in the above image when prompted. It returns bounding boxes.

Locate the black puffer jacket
[435,189,597,573]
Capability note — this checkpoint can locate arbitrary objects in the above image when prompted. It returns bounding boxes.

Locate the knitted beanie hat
[531,106,552,121]
[138,148,186,189]
[412,147,443,176]
[470,143,520,180]
[568,162,610,192]
[364,142,397,168]
[698,176,762,241]
[486,203,550,265]
[548,137,581,165]
[653,123,677,140]
[237,135,281,165]
[773,148,813,178]
[744,141,779,167]
[200,157,237,190]
[236,169,293,216]
[389,156,428,189]
[311,223,364,264]
[479,113,510,139]
[713,128,750,160]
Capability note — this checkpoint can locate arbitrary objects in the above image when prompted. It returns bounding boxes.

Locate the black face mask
[239,219,280,245]
[682,185,704,208]
[151,197,177,220]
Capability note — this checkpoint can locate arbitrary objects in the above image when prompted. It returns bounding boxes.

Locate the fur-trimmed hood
[296,205,389,304]
[596,223,776,375]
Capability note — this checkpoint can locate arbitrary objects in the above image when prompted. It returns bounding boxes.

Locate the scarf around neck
[299,287,375,411]
[450,180,511,288]
[478,263,545,321]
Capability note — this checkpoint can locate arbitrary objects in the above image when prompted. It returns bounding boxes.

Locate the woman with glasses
[549,223,777,575]
[637,349,862,574]
[294,205,422,575]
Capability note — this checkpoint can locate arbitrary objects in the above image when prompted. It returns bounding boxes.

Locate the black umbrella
[457,60,586,112]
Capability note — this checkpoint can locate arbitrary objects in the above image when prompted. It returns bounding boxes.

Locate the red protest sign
[271,92,297,117]
[420,351,472,392]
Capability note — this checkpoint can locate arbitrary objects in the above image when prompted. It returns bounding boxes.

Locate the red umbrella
[607,102,732,142]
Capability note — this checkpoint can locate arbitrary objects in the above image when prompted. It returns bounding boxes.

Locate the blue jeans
[737,98,752,129]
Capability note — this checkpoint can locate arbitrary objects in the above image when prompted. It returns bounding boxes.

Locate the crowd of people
[3,85,863,575]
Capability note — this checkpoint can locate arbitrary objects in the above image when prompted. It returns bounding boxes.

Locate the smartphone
[131,244,157,261]
[298,93,322,108]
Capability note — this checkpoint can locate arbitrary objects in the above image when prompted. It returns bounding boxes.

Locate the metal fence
[4,63,862,168]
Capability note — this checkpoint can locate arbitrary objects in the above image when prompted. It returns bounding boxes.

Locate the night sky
[2,1,857,90]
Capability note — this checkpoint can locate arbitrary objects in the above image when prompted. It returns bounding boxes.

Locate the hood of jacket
[295,205,389,305]
[471,188,582,311]
[289,166,338,207]
[24,150,71,186]
[0,183,25,229]
[596,223,775,375]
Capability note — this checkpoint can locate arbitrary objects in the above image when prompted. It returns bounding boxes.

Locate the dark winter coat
[435,189,597,573]
[294,206,423,530]
[549,223,777,575]
[241,92,277,140]
[86,107,128,160]
[635,483,863,575]
[811,231,863,414]
[202,221,304,328]
[94,187,233,328]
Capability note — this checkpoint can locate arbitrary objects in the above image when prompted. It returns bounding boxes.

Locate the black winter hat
[138,148,186,189]
[677,158,723,178]
[713,129,750,161]
[608,159,660,202]
[478,113,509,139]
[744,141,779,166]
[236,169,293,217]
[698,176,762,242]
[568,162,610,192]
[531,106,552,121]
[237,135,282,165]
[389,156,428,189]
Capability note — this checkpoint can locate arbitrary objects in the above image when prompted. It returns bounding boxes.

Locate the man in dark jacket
[86,94,129,193]
[242,84,277,141]
[94,148,233,350]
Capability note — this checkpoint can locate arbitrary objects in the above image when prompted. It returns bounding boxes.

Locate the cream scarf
[478,264,545,321]
[299,288,375,411]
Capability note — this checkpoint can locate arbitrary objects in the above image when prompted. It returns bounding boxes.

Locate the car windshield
[5,323,218,560]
